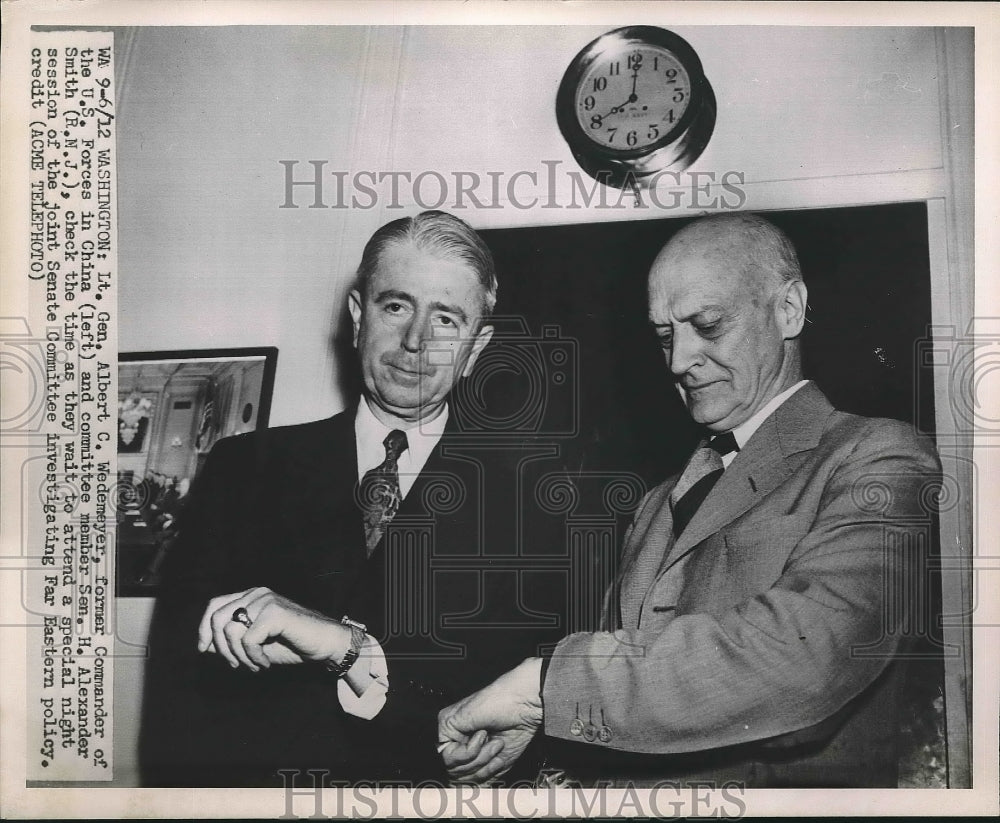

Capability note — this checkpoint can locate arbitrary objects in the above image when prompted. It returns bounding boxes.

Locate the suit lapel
[655,382,834,577]
[658,418,788,575]
[321,412,363,554]
[271,408,364,608]
[278,409,359,543]
[618,490,675,626]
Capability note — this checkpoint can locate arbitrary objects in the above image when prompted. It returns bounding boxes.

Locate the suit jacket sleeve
[141,431,464,785]
[541,419,939,755]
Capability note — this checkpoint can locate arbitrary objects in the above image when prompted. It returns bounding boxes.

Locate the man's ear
[348,289,363,348]
[776,279,808,340]
[461,324,494,378]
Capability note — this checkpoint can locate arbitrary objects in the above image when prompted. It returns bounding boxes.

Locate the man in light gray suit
[437,212,939,788]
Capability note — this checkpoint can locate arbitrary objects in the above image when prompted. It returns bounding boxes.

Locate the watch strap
[325,615,367,679]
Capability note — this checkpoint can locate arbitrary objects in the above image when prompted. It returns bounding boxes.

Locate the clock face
[556,26,715,186]
[574,45,693,151]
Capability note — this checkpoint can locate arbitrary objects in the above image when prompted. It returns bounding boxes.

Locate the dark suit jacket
[541,383,939,787]
[140,407,572,787]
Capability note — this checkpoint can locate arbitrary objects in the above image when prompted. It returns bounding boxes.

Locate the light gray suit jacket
[542,382,939,787]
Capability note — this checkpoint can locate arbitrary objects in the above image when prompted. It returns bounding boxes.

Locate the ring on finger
[232,607,253,628]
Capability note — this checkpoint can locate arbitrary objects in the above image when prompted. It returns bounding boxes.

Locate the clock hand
[600,70,641,118]
[597,101,627,119]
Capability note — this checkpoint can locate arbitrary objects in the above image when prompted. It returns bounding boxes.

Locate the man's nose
[669,328,702,376]
[401,316,429,353]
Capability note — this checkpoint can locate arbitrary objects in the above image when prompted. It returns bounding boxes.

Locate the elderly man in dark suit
[438,212,939,788]
[140,211,567,786]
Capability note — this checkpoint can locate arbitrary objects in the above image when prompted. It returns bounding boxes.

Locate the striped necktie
[669,432,739,538]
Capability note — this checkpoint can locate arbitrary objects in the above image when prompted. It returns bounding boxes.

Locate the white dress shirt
[354,398,449,496]
[337,400,449,719]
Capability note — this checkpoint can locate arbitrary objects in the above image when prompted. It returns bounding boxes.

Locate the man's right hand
[437,658,544,783]
[197,586,353,673]
[436,731,506,785]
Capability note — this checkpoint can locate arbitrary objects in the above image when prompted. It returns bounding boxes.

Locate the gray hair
[670,212,803,295]
[356,211,498,319]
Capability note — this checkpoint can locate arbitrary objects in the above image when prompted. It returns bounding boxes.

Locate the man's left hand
[197,586,352,673]
[437,658,544,784]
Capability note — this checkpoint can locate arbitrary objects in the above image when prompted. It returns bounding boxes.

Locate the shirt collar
[729,379,810,452]
[354,398,449,478]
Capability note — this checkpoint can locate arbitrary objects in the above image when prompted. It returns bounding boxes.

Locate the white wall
[118,25,957,425]
[114,24,972,787]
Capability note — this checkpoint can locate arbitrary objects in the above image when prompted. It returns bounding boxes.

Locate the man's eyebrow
[373,289,415,304]
[650,305,725,329]
[685,308,725,321]
[429,301,468,325]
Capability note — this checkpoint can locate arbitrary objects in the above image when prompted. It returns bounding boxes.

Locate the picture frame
[115,347,278,597]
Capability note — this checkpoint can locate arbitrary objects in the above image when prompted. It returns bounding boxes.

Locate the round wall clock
[556,26,716,189]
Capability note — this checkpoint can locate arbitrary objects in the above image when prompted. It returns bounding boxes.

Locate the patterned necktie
[360,429,409,556]
[669,431,739,538]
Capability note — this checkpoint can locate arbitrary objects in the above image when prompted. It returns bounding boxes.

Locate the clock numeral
[583,95,596,111]
[626,130,638,147]
[672,88,686,104]
[592,76,607,92]
[627,53,643,71]
[607,127,617,143]
[590,114,603,130]
[665,68,678,82]
[647,123,660,141]
[608,61,621,76]
[666,109,676,124]
[654,56,659,71]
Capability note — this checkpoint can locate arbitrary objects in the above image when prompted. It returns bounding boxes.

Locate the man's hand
[197,587,352,673]
[437,658,544,784]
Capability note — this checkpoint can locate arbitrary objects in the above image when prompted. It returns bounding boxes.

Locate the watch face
[574,44,692,151]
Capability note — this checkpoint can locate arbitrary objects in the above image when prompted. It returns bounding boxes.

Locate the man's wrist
[338,636,389,719]
[324,617,366,677]
[518,658,545,725]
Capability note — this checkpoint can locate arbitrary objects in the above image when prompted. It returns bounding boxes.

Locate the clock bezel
[556,26,711,164]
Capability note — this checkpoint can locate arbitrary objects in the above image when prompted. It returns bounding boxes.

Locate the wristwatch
[325,615,366,678]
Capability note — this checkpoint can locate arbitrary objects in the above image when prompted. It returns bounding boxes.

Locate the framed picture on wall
[115,347,278,597]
